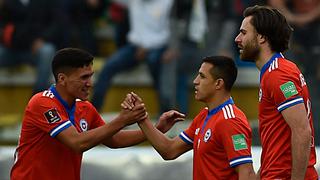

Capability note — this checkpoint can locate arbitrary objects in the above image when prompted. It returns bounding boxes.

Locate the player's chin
[78,93,89,101]
[194,93,201,101]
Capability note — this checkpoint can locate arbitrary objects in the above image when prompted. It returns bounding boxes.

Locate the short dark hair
[202,56,237,91]
[243,5,293,52]
[52,48,94,82]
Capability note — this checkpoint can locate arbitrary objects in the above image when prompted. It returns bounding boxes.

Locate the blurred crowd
[0,0,319,134]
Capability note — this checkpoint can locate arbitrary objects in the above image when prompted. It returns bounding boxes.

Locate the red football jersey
[179,98,253,180]
[11,86,105,180]
[258,53,318,179]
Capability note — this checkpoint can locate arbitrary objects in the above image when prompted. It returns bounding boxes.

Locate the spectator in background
[107,1,129,49]
[269,0,320,145]
[63,0,107,55]
[0,0,65,94]
[168,0,265,115]
[91,0,174,114]
[163,0,207,114]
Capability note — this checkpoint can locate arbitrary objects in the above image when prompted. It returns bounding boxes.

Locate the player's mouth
[238,46,243,54]
[194,87,198,94]
[82,88,90,96]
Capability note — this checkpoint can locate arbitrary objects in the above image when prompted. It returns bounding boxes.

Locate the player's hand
[121,92,144,110]
[130,92,143,105]
[156,110,185,133]
[121,93,136,110]
[119,103,148,126]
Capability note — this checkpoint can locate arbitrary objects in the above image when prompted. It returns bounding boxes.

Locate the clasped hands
[121,92,186,133]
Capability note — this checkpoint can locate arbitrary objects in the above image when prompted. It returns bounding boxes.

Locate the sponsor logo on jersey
[232,134,247,151]
[203,129,211,142]
[80,119,88,132]
[280,81,298,99]
[44,109,61,123]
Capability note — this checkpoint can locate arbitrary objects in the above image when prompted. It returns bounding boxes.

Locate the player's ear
[215,78,224,90]
[258,34,267,44]
[57,73,67,86]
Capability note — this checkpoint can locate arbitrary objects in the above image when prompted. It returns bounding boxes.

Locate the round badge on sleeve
[80,119,88,132]
[204,129,212,143]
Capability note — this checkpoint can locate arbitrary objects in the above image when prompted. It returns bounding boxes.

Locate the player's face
[193,63,216,103]
[235,16,260,62]
[65,65,94,101]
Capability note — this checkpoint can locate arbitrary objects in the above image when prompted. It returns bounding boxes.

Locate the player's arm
[103,110,185,148]
[138,117,192,160]
[56,104,147,153]
[281,103,311,180]
[235,163,257,180]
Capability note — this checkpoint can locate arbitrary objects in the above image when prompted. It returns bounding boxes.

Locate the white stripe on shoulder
[222,107,228,119]
[42,90,54,98]
[226,106,232,118]
[228,104,235,118]
[222,105,235,119]
[269,58,279,72]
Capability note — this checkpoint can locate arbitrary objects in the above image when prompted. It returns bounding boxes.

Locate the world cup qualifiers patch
[280,81,298,99]
[44,108,61,123]
[232,134,248,151]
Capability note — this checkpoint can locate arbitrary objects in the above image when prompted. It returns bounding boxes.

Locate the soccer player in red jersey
[235,5,318,179]
[10,48,184,180]
[123,56,257,180]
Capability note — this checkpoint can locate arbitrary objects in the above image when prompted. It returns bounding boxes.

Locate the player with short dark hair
[235,5,318,179]
[10,47,184,180]
[124,56,256,180]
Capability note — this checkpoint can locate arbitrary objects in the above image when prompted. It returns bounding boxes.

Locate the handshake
[118,92,185,133]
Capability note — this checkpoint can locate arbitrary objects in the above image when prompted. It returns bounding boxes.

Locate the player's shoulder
[29,90,56,107]
[220,104,244,120]
[218,104,249,126]
[193,108,209,121]
[76,99,95,107]
[267,57,299,76]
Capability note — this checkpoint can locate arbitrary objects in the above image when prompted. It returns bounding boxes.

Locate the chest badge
[204,129,212,143]
[80,119,88,132]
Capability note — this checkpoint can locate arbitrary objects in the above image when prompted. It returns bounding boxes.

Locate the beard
[239,39,260,62]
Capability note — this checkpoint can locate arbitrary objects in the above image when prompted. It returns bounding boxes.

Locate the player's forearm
[76,116,127,152]
[291,127,311,179]
[237,163,257,180]
[138,119,176,160]
[103,129,146,148]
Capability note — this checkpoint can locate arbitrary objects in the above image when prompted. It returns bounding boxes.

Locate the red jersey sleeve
[179,108,208,145]
[26,94,72,137]
[215,117,253,167]
[265,65,304,112]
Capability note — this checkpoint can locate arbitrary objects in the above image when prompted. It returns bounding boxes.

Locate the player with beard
[235,5,318,179]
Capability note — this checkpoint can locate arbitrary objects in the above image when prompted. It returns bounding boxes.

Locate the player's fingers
[122,101,133,110]
[131,92,143,102]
